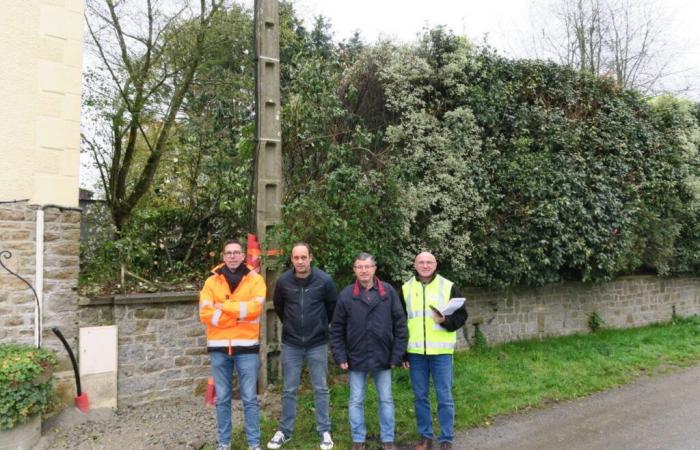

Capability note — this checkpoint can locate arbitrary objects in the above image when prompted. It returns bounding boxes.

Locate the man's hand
[402,361,410,369]
[339,362,348,370]
[432,310,445,324]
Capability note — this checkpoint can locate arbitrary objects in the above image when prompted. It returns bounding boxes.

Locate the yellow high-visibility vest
[402,275,457,355]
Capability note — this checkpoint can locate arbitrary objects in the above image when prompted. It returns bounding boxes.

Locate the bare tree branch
[527,0,679,94]
[84,0,224,230]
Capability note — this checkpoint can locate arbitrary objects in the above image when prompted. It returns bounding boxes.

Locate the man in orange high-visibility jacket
[199,239,266,450]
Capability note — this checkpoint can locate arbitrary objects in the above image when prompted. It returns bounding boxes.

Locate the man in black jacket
[329,252,408,450]
[267,243,337,450]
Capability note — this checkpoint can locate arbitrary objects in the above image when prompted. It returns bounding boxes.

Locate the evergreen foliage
[81,6,700,291]
[280,27,699,287]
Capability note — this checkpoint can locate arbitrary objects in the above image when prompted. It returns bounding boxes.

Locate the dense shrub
[81,16,699,291]
[373,29,700,287]
[274,27,700,288]
[0,344,58,429]
[276,45,404,286]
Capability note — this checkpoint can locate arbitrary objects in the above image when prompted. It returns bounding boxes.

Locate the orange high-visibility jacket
[199,264,266,351]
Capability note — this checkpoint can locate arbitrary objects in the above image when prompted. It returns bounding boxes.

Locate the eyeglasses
[353,264,375,270]
[223,250,244,257]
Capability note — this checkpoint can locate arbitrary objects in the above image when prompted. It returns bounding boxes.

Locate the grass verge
[210,316,700,449]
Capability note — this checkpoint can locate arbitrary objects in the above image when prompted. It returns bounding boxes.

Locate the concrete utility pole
[253,0,282,388]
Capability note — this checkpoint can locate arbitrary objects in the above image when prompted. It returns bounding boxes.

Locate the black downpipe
[51,327,82,396]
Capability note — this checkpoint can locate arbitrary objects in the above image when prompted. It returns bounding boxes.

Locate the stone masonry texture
[0,201,81,372]
[79,295,209,407]
[77,276,700,406]
[458,276,700,349]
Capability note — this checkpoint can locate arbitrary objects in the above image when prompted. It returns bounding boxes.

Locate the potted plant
[0,343,58,449]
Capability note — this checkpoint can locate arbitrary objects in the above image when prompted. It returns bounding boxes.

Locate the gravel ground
[35,391,281,450]
[33,364,700,450]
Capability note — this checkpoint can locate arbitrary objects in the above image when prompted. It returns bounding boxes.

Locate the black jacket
[273,267,337,348]
[329,278,408,371]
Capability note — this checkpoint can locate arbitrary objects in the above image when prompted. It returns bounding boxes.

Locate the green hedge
[279,28,700,288]
[0,344,58,429]
[79,16,699,291]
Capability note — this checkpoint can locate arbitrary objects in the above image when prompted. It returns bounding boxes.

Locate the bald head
[414,252,437,282]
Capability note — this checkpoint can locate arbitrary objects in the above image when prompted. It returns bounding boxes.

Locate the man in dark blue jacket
[267,243,337,450]
[329,252,408,450]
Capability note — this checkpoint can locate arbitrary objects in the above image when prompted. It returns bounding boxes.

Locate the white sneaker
[320,431,334,450]
[267,430,290,449]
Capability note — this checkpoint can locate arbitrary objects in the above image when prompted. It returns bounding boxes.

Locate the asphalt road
[456,364,700,450]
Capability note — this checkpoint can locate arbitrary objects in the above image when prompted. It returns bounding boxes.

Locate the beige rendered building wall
[0,0,83,207]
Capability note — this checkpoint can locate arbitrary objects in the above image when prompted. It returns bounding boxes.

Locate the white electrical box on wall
[79,325,118,408]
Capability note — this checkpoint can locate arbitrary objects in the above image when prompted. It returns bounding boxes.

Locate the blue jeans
[348,369,395,443]
[408,353,454,443]
[210,351,261,447]
[280,343,331,437]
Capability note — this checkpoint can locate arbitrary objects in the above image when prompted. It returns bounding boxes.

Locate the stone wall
[0,201,81,361]
[79,275,700,406]
[457,276,700,348]
[79,293,209,406]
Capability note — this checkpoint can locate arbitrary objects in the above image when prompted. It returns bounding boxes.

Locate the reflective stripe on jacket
[402,274,457,355]
[199,264,266,350]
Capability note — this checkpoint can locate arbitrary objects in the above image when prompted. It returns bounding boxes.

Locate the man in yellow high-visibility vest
[402,252,468,450]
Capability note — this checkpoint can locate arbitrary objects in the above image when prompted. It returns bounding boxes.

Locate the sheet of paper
[440,297,465,316]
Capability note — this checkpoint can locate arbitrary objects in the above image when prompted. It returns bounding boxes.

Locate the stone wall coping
[76,273,700,307]
[459,275,700,293]
[80,291,198,306]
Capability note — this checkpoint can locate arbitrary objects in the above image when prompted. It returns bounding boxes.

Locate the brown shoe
[352,443,365,450]
[382,443,396,450]
[414,438,432,450]
[439,443,453,450]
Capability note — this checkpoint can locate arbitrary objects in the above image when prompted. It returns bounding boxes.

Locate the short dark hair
[354,252,376,266]
[291,242,313,255]
[222,239,244,252]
